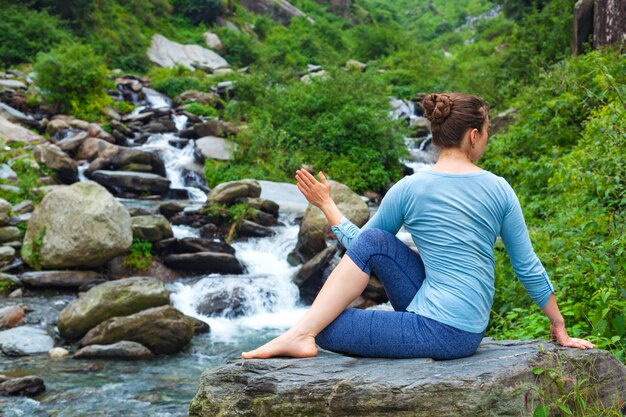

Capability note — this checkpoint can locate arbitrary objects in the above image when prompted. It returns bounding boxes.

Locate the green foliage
[0,4,72,67]
[212,27,260,67]
[22,226,46,271]
[110,100,137,115]
[184,102,219,118]
[33,42,110,120]
[0,142,49,205]
[149,65,210,97]
[172,0,224,25]
[485,48,626,361]
[124,238,153,271]
[209,69,407,192]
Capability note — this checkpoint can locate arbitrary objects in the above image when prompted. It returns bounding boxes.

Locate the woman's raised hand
[550,323,596,350]
[295,169,332,209]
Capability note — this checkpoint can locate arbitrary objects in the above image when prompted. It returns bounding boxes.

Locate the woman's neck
[431,147,482,173]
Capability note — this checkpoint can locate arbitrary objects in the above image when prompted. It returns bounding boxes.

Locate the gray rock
[20,270,103,289]
[21,181,133,269]
[58,276,170,340]
[0,226,21,243]
[195,136,238,162]
[57,131,90,153]
[12,200,34,215]
[154,237,235,256]
[189,340,626,417]
[131,215,173,242]
[0,79,27,89]
[193,120,240,138]
[0,376,45,396]
[240,0,307,25]
[0,115,44,144]
[0,246,16,267]
[292,245,337,303]
[147,34,229,72]
[0,102,36,127]
[0,326,54,356]
[207,179,261,205]
[91,170,171,195]
[74,340,153,360]
[34,142,79,184]
[163,252,244,274]
[197,287,246,318]
[237,219,275,238]
[0,198,11,226]
[79,305,194,355]
[0,163,18,182]
[203,31,224,51]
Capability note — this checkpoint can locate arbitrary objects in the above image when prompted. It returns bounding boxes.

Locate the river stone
[12,200,34,216]
[0,115,44,144]
[193,120,240,138]
[195,136,238,162]
[207,179,261,205]
[147,34,229,72]
[33,142,78,184]
[0,326,54,356]
[0,226,22,243]
[74,341,153,360]
[131,215,173,242]
[0,163,17,181]
[154,237,235,256]
[189,340,626,417]
[58,276,170,340]
[197,287,246,318]
[19,270,103,289]
[79,305,194,355]
[0,246,16,267]
[163,252,244,274]
[0,305,25,329]
[0,198,11,226]
[0,102,36,128]
[0,376,46,397]
[91,170,171,195]
[292,245,337,303]
[237,219,275,238]
[48,347,70,358]
[0,79,27,89]
[21,181,132,269]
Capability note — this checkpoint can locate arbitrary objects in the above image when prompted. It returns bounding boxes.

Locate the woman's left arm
[542,294,596,349]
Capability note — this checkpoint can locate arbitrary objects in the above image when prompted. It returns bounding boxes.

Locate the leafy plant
[123,237,153,271]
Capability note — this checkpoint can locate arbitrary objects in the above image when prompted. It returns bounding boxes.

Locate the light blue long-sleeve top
[332,169,554,333]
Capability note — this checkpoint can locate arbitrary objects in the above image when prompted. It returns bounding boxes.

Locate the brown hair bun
[423,93,453,124]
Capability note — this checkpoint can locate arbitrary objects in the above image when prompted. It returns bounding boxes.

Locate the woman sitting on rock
[242,92,594,360]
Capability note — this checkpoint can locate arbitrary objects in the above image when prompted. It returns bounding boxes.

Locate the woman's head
[422,93,489,149]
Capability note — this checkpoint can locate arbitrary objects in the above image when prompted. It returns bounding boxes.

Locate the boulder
[19,270,103,289]
[241,0,307,25]
[204,32,224,51]
[237,220,275,238]
[593,0,626,48]
[163,252,245,274]
[195,136,238,162]
[74,340,153,360]
[193,120,240,138]
[154,237,235,256]
[0,246,16,267]
[33,142,79,183]
[131,215,173,242]
[0,305,25,329]
[197,287,246,318]
[0,226,22,243]
[21,181,133,269]
[58,276,170,340]
[0,115,44,144]
[0,198,11,226]
[147,34,230,72]
[288,221,327,265]
[207,179,261,205]
[292,245,337,303]
[0,326,54,356]
[189,340,626,417]
[79,305,194,354]
[345,59,366,71]
[0,376,45,397]
[91,170,170,195]
[572,0,594,54]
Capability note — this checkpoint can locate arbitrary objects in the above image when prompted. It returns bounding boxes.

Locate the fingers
[295,169,318,187]
[559,337,596,350]
[319,171,329,186]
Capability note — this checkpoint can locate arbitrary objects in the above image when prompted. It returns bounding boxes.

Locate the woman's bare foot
[241,328,318,359]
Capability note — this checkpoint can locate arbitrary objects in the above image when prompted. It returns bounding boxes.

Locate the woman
[242,92,594,360]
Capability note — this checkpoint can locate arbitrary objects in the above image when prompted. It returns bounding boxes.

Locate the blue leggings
[316,228,484,359]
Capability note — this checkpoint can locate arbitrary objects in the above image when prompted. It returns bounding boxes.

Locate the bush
[124,238,153,271]
[0,4,72,67]
[33,42,110,120]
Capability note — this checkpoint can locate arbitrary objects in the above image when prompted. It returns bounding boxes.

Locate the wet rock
[288,221,326,265]
[159,201,186,219]
[207,179,261,205]
[163,252,244,274]
[154,237,235,256]
[240,197,280,217]
[0,305,25,329]
[237,219,275,238]
[79,305,194,355]
[74,341,153,360]
[0,226,22,243]
[0,326,54,356]
[0,376,45,397]
[21,181,132,269]
[147,34,229,72]
[58,276,170,340]
[91,170,171,195]
[131,215,173,242]
[195,136,239,162]
[33,142,79,184]
[188,316,211,334]
[0,246,16,267]
[189,340,626,417]
[292,246,337,303]
[57,131,90,154]
[197,287,246,318]
[48,347,70,358]
[20,270,103,289]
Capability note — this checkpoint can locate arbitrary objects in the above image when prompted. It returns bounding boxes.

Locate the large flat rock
[189,339,626,417]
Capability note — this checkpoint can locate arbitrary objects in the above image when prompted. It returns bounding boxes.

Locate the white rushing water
[170,217,307,342]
